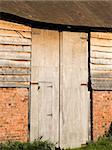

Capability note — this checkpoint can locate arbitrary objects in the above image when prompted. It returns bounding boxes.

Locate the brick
[93,91,112,140]
[0,88,28,142]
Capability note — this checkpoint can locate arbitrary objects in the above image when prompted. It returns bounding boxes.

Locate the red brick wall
[93,91,112,140]
[0,88,28,142]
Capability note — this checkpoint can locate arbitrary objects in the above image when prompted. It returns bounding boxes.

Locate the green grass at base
[66,138,112,150]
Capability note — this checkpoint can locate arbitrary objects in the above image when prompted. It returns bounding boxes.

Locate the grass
[0,139,55,150]
[66,137,112,150]
[0,137,112,150]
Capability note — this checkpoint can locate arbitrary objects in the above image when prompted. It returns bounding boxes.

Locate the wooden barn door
[60,32,89,148]
[31,29,90,148]
[31,29,59,145]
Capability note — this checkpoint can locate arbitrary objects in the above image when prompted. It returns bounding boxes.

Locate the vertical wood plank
[30,28,59,145]
[60,32,89,148]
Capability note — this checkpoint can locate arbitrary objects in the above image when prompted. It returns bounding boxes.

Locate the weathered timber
[0,75,30,82]
[91,72,112,78]
[0,36,31,45]
[31,28,59,145]
[91,45,112,53]
[91,51,112,59]
[92,78,112,90]
[0,29,31,39]
[0,20,31,31]
[0,45,31,52]
[0,82,30,87]
[91,58,112,65]
[0,60,30,68]
[91,32,112,40]
[91,38,112,47]
[0,20,31,87]
[0,67,31,75]
[91,64,112,71]
[60,32,89,148]
[91,32,112,90]
[0,52,30,60]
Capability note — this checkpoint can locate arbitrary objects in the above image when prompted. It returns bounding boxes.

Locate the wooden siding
[0,20,31,87]
[91,32,112,90]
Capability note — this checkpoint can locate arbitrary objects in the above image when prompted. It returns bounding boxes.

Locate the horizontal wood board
[91,32,112,90]
[0,20,31,87]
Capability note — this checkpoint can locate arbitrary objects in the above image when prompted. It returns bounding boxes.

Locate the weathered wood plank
[0,29,31,39]
[0,20,31,31]
[92,79,112,90]
[0,82,30,87]
[0,52,30,60]
[91,45,112,53]
[31,28,59,145]
[0,36,31,45]
[91,32,112,40]
[91,51,112,59]
[60,32,89,148]
[0,67,31,75]
[0,60,30,68]
[91,72,112,78]
[91,64,112,71]
[0,45,31,52]
[92,84,112,90]
[0,75,30,82]
[91,58,112,65]
[91,38,112,47]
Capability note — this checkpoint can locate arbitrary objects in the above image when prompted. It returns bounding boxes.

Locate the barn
[0,1,112,149]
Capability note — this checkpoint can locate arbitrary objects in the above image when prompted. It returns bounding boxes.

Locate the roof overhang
[0,1,112,32]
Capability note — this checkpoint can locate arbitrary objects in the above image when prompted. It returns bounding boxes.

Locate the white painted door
[30,29,59,145]
[60,32,90,148]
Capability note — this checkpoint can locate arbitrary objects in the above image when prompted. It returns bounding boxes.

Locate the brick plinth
[0,88,28,142]
[93,91,112,140]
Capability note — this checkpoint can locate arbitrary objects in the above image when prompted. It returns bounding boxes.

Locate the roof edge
[0,12,112,32]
